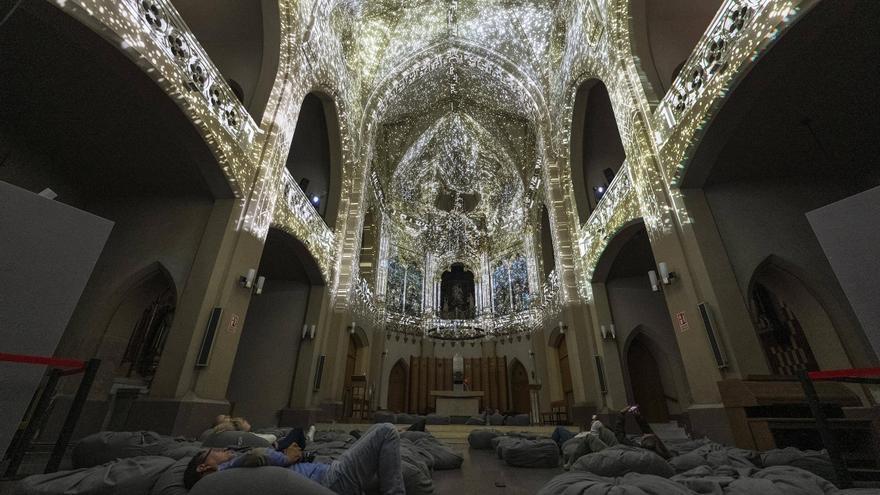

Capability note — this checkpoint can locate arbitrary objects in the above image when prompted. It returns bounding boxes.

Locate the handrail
[2,355,100,478]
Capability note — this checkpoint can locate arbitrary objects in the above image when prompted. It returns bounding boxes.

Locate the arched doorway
[387,360,408,413]
[509,359,531,414]
[748,258,853,375]
[626,333,670,423]
[570,80,626,223]
[286,92,343,227]
[557,335,574,413]
[227,228,324,427]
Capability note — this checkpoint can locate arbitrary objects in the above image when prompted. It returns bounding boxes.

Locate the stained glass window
[386,256,423,316]
[491,254,530,315]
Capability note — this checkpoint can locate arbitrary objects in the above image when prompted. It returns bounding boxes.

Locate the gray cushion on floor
[465,416,485,425]
[507,414,530,426]
[426,414,450,425]
[493,436,521,459]
[188,466,335,495]
[161,442,202,460]
[761,447,836,482]
[400,431,433,442]
[674,465,837,495]
[537,471,694,495]
[488,412,505,426]
[402,457,436,495]
[562,437,589,470]
[503,438,559,468]
[72,431,177,468]
[467,429,500,450]
[150,455,192,495]
[397,414,419,424]
[412,436,463,470]
[571,445,674,478]
[373,411,397,423]
[668,443,758,472]
[201,430,272,449]
[16,456,175,495]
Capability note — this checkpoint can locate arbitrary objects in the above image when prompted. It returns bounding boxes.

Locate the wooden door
[510,360,531,414]
[388,360,408,413]
[627,337,669,422]
[558,335,574,410]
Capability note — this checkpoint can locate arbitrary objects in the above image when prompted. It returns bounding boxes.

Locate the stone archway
[625,332,670,423]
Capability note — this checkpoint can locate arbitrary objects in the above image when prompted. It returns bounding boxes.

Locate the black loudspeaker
[313,355,326,391]
[594,355,608,394]
[196,307,223,367]
[298,178,310,191]
[698,302,728,368]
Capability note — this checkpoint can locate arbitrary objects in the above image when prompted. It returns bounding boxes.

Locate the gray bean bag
[188,466,335,495]
[761,448,835,482]
[401,440,436,471]
[312,431,356,444]
[200,430,272,449]
[400,430,433,442]
[401,457,436,495]
[397,414,419,424]
[562,437,589,470]
[668,443,758,473]
[504,414,530,426]
[373,410,397,423]
[664,438,714,457]
[488,412,505,426]
[465,416,485,425]
[571,445,674,478]
[425,414,451,425]
[493,436,521,459]
[16,456,175,495]
[150,455,192,495]
[674,465,838,495]
[72,431,177,468]
[412,436,463,470]
[467,429,500,450]
[537,471,695,495]
[503,438,559,468]
[161,442,203,460]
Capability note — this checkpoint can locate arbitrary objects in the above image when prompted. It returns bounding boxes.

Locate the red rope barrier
[0,352,86,370]
[808,368,880,380]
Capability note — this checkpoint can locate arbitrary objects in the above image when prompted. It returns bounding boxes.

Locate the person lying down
[184,423,405,495]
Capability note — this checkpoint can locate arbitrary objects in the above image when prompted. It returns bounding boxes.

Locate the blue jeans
[552,426,575,448]
[322,423,404,495]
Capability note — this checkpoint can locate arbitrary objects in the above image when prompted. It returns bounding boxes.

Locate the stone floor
[434,448,562,495]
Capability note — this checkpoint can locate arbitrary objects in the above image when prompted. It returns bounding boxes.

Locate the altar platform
[430,390,484,416]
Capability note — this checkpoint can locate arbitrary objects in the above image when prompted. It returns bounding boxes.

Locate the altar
[430,390,484,417]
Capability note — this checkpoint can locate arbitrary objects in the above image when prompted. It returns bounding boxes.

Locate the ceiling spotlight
[311,195,320,205]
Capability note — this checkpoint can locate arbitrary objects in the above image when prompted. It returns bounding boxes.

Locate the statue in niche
[440,263,476,319]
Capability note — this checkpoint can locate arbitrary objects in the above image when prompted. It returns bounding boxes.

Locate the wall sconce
[558,321,566,335]
[648,262,676,292]
[600,323,616,340]
[254,276,266,295]
[240,268,256,289]
[302,324,316,340]
[658,262,676,285]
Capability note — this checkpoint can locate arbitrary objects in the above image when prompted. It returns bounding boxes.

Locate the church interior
[2,0,880,493]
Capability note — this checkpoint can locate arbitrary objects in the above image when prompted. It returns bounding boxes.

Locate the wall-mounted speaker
[698,302,728,368]
[313,355,326,391]
[594,355,608,394]
[196,307,223,367]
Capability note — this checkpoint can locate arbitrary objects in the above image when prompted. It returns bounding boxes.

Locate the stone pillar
[529,384,542,425]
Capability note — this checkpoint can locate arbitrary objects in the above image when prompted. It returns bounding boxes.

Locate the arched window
[387,257,423,316]
[491,254,531,315]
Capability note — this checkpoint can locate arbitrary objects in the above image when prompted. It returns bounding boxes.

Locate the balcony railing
[118,0,260,152]
[280,169,335,249]
[578,162,633,257]
[653,0,764,146]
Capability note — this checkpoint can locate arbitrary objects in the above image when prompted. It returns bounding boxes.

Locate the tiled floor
[434,448,562,495]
